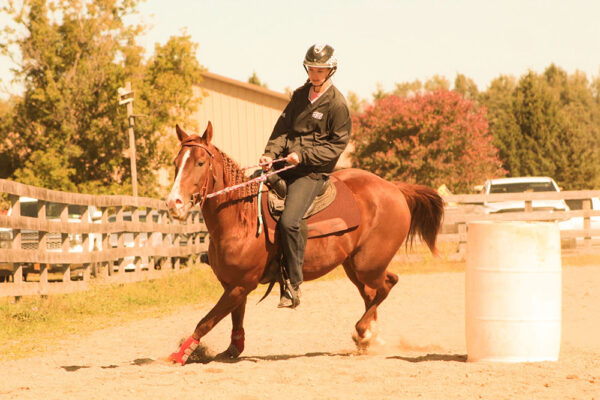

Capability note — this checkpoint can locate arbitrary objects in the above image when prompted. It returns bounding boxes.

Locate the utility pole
[118,82,138,197]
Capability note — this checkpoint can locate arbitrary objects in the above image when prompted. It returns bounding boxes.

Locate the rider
[259,43,352,308]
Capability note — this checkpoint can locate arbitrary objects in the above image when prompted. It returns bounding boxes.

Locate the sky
[1,0,600,100]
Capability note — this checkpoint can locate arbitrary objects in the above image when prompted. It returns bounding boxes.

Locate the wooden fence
[0,179,208,298]
[2,179,599,297]
[440,189,600,257]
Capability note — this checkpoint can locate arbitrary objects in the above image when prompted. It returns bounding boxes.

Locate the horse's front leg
[169,285,248,365]
[220,298,246,359]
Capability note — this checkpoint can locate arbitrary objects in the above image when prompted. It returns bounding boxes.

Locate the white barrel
[466,221,562,362]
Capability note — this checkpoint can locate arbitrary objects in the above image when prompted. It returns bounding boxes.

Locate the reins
[181,140,295,208]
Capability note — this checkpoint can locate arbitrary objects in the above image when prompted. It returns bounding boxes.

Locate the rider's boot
[278,279,301,308]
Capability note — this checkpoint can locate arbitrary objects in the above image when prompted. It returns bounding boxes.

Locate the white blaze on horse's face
[166,148,192,219]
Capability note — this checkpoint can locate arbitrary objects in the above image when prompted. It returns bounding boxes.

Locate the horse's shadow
[187,350,467,365]
[387,353,467,363]
[188,350,355,365]
[60,353,467,371]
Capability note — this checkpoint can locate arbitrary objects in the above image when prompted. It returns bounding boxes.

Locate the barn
[193,71,290,167]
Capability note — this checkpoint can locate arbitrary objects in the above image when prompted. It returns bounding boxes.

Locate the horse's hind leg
[343,260,398,350]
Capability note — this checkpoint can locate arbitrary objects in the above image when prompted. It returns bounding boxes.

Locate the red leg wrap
[227,329,245,358]
[169,335,199,365]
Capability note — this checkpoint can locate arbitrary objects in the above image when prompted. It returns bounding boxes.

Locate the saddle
[261,175,361,244]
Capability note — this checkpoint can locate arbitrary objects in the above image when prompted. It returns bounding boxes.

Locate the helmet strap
[304,66,336,91]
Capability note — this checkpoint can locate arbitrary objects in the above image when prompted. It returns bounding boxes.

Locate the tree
[542,65,600,189]
[480,66,600,189]
[394,80,423,97]
[248,71,268,88]
[511,71,561,178]
[479,75,521,174]
[371,82,387,101]
[423,75,450,92]
[0,0,204,196]
[351,90,505,192]
[0,97,22,179]
[346,90,367,115]
[453,73,479,100]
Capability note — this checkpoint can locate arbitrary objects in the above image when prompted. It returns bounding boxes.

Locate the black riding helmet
[303,44,338,79]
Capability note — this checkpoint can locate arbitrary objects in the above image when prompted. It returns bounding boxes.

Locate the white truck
[481,176,570,214]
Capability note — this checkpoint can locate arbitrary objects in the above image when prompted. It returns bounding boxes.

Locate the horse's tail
[395,183,444,255]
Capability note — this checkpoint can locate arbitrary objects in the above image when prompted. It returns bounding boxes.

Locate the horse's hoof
[227,329,245,358]
[352,329,372,351]
[225,344,241,358]
[170,336,199,365]
[352,321,379,352]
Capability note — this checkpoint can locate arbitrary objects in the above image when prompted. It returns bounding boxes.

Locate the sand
[0,266,598,400]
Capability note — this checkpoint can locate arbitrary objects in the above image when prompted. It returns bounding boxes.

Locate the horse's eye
[197,161,205,167]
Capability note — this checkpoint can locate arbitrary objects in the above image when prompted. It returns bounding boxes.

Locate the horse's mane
[213,146,260,229]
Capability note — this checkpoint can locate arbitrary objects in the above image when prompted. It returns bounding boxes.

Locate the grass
[1,247,599,361]
[0,262,222,360]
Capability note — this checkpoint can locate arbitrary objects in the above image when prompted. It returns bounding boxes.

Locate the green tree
[0,0,204,196]
[248,71,268,88]
[511,70,560,177]
[371,82,387,101]
[479,75,521,174]
[480,67,600,189]
[134,34,204,196]
[542,65,600,189]
[0,97,22,178]
[346,90,367,115]
[14,148,77,191]
[423,75,450,92]
[453,73,479,100]
[393,79,423,97]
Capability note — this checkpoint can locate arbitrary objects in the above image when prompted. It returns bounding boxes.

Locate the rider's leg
[278,175,325,307]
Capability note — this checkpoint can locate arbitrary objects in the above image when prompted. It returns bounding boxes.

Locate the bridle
[180,139,215,210]
[176,138,297,211]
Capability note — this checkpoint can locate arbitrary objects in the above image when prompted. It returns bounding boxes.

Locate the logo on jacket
[312,111,323,120]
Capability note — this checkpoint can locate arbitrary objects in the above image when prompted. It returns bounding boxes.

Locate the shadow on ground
[387,353,467,363]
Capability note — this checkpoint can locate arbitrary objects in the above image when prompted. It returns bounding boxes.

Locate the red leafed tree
[351,90,506,193]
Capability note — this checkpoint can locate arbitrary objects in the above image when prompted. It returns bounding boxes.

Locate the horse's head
[166,122,215,220]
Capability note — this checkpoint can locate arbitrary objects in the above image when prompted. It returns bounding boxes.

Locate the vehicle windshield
[489,182,556,194]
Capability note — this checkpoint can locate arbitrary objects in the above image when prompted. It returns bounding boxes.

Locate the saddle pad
[267,178,336,220]
[262,176,361,244]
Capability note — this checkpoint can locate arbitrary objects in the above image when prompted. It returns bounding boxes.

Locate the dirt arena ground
[0,266,598,400]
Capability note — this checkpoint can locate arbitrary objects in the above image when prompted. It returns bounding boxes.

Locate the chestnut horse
[165,123,444,365]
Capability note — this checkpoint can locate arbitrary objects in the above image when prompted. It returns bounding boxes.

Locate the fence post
[132,207,141,274]
[101,207,110,277]
[147,207,156,270]
[9,195,23,284]
[458,223,467,257]
[116,206,126,274]
[40,263,48,294]
[583,199,592,249]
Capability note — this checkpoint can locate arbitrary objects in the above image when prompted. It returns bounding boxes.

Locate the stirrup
[278,279,300,309]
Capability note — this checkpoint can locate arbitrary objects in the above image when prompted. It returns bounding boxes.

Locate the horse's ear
[202,121,213,144]
[175,124,189,142]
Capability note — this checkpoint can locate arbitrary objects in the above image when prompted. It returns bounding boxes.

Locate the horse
[165,122,444,365]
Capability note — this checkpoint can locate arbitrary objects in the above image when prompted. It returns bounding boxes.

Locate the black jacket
[263,83,351,179]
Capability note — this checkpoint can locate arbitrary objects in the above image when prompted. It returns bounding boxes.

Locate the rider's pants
[278,175,326,286]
